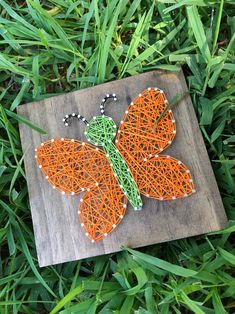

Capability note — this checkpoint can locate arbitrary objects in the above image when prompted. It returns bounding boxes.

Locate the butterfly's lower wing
[116,88,195,199]
[79,178,127,241]
[35,139,127,240]
[129,155,195,200]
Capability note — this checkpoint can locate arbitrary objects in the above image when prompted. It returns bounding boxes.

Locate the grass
[0,0,234,313]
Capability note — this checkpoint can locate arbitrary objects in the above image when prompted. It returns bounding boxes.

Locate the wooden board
[17,70,227,267]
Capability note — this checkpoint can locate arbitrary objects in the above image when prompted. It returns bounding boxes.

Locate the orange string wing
[116,88,195,200]
[35,139,127,241]
[124,155,194,199]
[35,139,111,194]
[79,180,127,241]
[116,88,176,159]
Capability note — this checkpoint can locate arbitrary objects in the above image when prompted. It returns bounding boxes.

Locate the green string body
[84,115,143,210]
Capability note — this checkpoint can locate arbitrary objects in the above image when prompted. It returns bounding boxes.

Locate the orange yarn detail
[117,88,176,160]
[127,155,194,200]
[79,181,127,241]
[36,139,113,194]
[35,139,127,241]
[116,88,195,200]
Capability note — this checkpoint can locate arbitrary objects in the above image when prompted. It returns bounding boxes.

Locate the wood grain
[17,70,227,267]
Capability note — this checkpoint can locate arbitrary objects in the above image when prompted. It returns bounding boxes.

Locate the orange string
[117,88,195,199]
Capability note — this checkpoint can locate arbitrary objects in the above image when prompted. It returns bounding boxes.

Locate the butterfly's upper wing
[116,88,195,200]
[35,138,110,194]
[35,139,127,241]
[116,88,176,159]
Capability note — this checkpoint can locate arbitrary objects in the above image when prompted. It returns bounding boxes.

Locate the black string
[63,93,117,126]
[63,113,89,127]
[100,93,117,115]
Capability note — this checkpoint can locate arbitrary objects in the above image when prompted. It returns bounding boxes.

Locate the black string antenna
[100,93,117,115]
[63,113,89,127]
[63,93,117,126]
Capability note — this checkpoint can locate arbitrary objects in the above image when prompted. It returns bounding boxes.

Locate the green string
[85,115,142,210]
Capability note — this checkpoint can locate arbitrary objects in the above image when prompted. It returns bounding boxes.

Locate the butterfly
[35,88,195,242]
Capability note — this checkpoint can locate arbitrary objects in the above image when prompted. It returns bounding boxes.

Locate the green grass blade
[186,5,211,62]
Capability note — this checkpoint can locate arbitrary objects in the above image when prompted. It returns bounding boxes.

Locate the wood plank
[17,70,227,267]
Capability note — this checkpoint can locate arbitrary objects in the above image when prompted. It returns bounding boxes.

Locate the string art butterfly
[35,88,195,242]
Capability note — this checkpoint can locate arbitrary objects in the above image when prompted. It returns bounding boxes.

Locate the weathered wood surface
[17,70,227,267]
